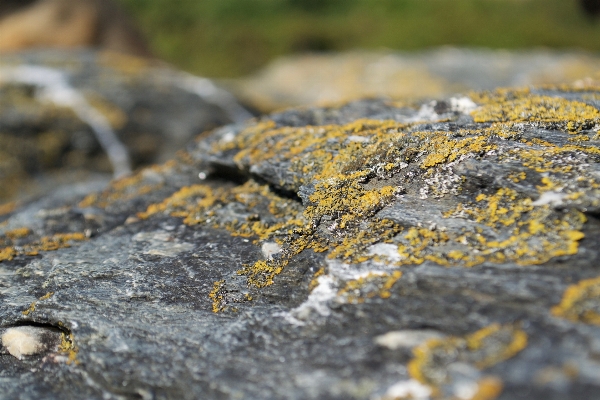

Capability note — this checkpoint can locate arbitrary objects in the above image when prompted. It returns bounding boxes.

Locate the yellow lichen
[131,89,597,299]
[39,292,54,301]
[416,188,587,268]
[58,330,79,365]
[471,90,600,132]
[308,267,326,291]
[408,323,527,397]
[1,232,87,262]
[5,227,31,239]
[471,377,504,400]
[21,302,36,316]
[0,247,17,261]
[551,276,600,325]
[209,280,226,313]
[237,259,288,288]
[79,161,176,208]
[337,271,402,303]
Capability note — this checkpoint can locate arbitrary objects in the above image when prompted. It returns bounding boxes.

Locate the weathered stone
[1,84,600,399]
[232,48,600,112]
[0,49,252,203]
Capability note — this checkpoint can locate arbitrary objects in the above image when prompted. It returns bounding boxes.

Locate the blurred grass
[117,0,600,78]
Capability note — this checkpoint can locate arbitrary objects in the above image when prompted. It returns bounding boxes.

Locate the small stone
[1,326,61,360]
[374,330,446,350]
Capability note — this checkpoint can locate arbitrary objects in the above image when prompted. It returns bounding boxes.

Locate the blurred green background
[117,0,600,78]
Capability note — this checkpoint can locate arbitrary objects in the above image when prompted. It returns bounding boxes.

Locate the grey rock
[1,85,600,399]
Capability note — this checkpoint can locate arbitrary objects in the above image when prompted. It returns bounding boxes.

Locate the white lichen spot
[374,330,445,350]
[261,242,282,260]
[221,131,236,144]
[2,326,59,360]
[532,191,568,206]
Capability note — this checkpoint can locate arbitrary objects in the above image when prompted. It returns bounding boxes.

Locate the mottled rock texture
[1,84,600,400]
[232,48,600,112]
[0,50,251,203]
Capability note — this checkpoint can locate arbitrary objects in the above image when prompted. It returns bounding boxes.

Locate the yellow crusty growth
[337,271,402,303]
[408,323,527,396]
[5,227,32,239]
[58,330,79,365]
[551,276,600,325]
[21,302,36,316]
[79,161,176,208]
[209,280,226,313]
[471,89,600,131]
[136,91,597,304]
[415,188,588,267]
[1,232,87,262]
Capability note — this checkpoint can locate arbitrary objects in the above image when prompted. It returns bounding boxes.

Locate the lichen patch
[551,276,600,325]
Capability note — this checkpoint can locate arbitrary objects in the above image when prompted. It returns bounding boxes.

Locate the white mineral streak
[287,275,337,324]
[380,379,432,400]
[2,326,48,360]
[286,258,391,325]
[347,135,370,143]
[132,231,194,257]
[374,330,446,350]
[0,65,131,178]
[175,72,253,123]
[368,243,403,263]
[449,96,478,114]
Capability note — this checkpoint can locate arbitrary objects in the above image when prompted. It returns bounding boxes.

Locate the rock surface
[1,84,600,399]
[0,50,252,203]
[232,48,600,112]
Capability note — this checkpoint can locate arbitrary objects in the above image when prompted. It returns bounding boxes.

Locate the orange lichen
[551,276,600,325]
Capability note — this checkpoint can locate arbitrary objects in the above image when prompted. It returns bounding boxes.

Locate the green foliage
[117,0,600,78]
